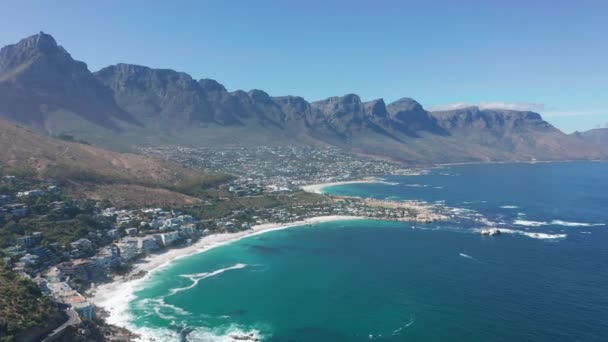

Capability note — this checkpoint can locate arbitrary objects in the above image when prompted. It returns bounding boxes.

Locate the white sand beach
[301,178,396,194]
[89,215,364,336]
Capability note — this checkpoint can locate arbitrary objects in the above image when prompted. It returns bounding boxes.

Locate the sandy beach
[90,215,364,337]
[300,177,396,194]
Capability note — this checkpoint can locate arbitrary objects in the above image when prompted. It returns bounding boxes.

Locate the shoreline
[300,177,397,194]
[89,215,364,340]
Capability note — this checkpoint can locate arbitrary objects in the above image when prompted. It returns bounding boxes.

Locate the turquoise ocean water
[126,162,608,341]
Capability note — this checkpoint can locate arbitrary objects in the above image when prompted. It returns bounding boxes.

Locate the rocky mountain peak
[199,78,227,93]
[364,98,388,118]
[248,89,273,103]
[387,98,425,117]
[0,32,70,77]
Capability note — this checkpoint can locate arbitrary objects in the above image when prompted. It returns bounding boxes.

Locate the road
[42,308,81,342]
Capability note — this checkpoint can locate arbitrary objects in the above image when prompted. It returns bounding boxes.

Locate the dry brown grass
[0,119,229,206]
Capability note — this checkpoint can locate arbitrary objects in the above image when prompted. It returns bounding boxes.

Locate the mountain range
[0,32,606,163]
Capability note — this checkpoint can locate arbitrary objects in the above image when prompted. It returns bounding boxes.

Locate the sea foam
[513,219,547,227]
[170,263,247,296]
[549,220,604,227]
[494,228,567,240]
[514,219,604,228]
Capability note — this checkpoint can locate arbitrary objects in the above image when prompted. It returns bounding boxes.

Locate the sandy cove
[89,215,364,334]
[300,177,397,194]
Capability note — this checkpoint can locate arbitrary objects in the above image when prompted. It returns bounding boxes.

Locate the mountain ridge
[0,32,606,164]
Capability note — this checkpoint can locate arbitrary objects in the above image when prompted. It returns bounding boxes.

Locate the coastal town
[138,145,427,191]
[0,147,450,341]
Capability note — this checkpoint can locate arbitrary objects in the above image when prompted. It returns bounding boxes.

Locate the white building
[157,231,180,246]
[138,236,158,253]
[116,238,138,261]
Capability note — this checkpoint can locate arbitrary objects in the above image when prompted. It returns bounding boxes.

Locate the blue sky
[1,0,607,132]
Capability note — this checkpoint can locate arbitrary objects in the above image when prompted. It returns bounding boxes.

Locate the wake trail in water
[459,252,476,260]
[392,315,416,335]
[169,263,248,296]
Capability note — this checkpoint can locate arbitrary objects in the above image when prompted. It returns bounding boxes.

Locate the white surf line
[90,215,364,341]
[514,219,605,228]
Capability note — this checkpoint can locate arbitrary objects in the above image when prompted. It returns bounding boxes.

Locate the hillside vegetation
[0,119,231,206]
[0,266,65,341]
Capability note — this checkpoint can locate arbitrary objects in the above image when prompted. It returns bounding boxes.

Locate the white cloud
[429,101,545,112]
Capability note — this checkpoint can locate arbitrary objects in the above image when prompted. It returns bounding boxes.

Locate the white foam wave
[125,324,264,342]
[513,219,547,227]
[404,184,428,188]
[475,217,497,226]
[500,205,519,209]
[170,263,247,296]
[549,220,605,227]
[451,208,476,214]
[515,219,604,228]
[137,298,190,322]
[186,324,264,342]
[475,228,567,240]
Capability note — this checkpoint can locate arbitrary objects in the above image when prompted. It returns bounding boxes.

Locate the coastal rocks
[480,228,501,236]
[125,269,147,281]
[230,332,260,341]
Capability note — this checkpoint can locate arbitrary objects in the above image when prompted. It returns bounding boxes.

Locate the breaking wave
[475,228,567,240]
[131,324,265,342]
[514,219,604,228]
[513,219,547,227]
[549,220,604,227]
[404,184,428,188]
[136,298,190,322]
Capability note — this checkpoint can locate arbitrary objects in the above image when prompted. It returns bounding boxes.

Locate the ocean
[124,162,608,341]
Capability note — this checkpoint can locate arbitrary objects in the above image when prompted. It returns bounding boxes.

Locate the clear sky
[1,0,607,132]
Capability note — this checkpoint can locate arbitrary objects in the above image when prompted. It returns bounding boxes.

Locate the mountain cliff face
[1,32,606,164]
[429,106,606,161]
[311,94,374,137]
[574,128,608,146]
[433,107,554,132]
[95,64,219,126]
[0,32,138,133]
[386,98,447,136]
